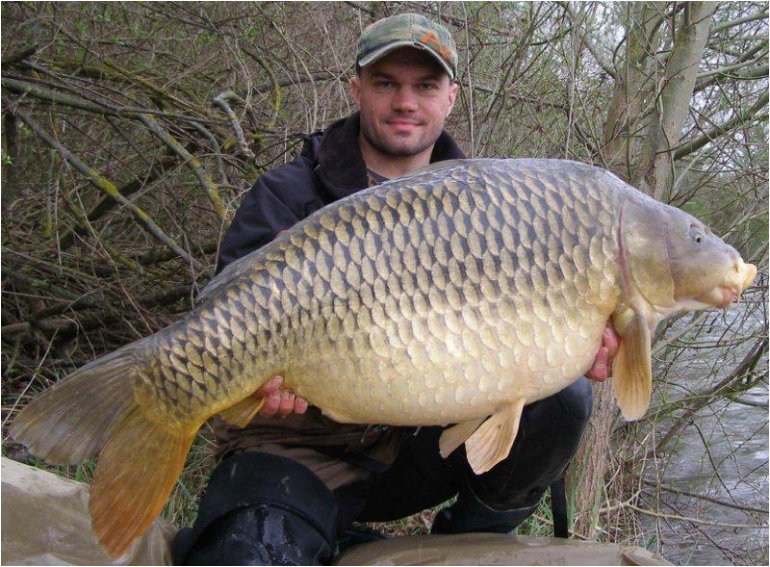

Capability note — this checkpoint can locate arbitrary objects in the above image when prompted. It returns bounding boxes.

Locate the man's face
[351,47,458,159]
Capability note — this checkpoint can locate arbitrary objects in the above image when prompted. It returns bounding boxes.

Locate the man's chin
[379,138,433,157]
[362,126,435,158]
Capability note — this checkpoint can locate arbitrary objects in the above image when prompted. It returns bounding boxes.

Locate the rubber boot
[173,452,338,566]
[433,378,592,534]
[431,494,537,534]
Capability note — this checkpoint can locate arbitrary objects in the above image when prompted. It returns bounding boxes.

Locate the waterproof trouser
[173,378,593,565]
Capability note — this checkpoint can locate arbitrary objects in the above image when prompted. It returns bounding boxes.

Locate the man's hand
[255,375,309,418]
[586,321,620,382]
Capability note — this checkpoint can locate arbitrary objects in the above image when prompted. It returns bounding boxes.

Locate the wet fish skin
[10,159,756,557]
[145,159,620,426]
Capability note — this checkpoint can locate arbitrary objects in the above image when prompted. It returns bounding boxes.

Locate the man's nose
[392,86,418,111]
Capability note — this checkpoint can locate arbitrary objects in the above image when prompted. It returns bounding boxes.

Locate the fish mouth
[701,261,757,309]
[718,285,739,308]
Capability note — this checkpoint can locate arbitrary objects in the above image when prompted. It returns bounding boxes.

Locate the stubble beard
[360,119,442,158]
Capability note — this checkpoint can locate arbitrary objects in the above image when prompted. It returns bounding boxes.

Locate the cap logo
[420,32,453,61]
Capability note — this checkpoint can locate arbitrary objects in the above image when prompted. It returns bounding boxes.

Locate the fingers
[586,346,610,382]
[256,375,309,418]
[602,322,620,358]
[587,321,621,383]
[255,375,284,397]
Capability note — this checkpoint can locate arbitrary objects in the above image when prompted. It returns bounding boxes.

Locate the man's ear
[350,76,362,109]
[446,81,459,116]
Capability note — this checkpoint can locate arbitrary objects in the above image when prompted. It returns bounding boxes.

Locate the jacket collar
[311,112,466,200]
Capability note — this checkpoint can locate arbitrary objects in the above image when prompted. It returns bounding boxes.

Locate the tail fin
[10,346,142,464]
[10,344,197,558]
[91,406,194,557]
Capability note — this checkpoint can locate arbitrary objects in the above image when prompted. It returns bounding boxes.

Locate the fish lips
[693,260,757,308]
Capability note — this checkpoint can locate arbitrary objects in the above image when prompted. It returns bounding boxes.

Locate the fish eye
[688,223,704,244]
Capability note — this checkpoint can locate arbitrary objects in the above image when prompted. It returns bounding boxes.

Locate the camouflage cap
[357,13,457,80]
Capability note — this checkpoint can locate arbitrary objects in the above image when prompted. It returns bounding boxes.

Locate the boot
[173,452,338,565]
[431,493,537,534]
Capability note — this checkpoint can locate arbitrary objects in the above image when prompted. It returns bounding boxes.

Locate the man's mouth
[387,118,421,129]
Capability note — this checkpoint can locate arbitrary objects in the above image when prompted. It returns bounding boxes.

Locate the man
[173,13,617,565]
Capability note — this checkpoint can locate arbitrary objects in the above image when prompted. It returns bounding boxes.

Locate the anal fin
[465,398,526,474]
[439,417,485,458]
[219,393,267,428]
[612,312,652,420]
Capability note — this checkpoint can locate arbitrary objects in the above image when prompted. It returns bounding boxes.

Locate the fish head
[622,198,756,315]
[613,197,756,423]
[664,211,756,311]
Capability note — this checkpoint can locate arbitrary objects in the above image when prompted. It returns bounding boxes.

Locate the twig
[624,504,765,530]
[212,91,256,159]
[138,114,225,221]
[641,479,769,515]
[5,101,204,271]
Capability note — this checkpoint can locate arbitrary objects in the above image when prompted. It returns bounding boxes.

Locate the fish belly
[281,305,610,425]
[153,159,622,427]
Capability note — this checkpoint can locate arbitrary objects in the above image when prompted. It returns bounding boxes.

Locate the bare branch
[557,1,617,79]
[709,9,769,36]
[138,114,225,221]
[5,100,205,271]
[212,91,256,159]
[674,91,769,159]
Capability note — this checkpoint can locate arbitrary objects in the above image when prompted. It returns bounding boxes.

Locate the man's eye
[375,81,393,88]
[419,83,438,91]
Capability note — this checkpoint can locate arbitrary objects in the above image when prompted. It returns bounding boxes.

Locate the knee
[461,379,593,512]
[556,376,593,422]
[173,452,338,565]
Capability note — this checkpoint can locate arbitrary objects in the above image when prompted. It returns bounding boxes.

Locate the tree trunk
[568,0,718,539]
[637,2,718,200]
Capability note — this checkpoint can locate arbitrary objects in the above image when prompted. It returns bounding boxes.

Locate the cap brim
[358,41,455,79]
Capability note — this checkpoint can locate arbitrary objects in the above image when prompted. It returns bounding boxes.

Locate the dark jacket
[213,112,466,487]
[218,112,466,271]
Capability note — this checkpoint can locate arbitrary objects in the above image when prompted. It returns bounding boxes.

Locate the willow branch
[99,58,204,116]
[623,504,764,529]
[213,91,256,159]
[646,338,768,458]
[138,114,225,220]
[558,1,617,79]
[240,46,284,129]
[2,77,117,115]
[5,102,204,271]
[0,285,195,338]
[1,44,40,66]
[3,75,222,126]
[708,9,769,36]
[695,63,768,92]
[674,91,769,159]
[641,480,769,515]
[188,121,229,185]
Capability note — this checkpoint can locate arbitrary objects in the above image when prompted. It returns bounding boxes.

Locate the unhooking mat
[1,457,672,565]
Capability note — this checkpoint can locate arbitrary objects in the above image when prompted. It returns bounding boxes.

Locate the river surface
[638,287,768,565]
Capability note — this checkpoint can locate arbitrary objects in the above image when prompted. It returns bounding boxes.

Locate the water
[637,293,768,565]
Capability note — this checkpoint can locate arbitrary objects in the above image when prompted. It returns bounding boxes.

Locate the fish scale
[146,159,619,425]
[11,158,756,558]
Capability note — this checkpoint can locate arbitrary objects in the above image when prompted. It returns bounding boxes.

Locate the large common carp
[11,159,756,557]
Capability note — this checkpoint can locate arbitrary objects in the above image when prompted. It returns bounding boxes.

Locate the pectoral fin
[465,398,526,474]
[219,393,267,428]
[439,418,485,458]
[612,312,652,420]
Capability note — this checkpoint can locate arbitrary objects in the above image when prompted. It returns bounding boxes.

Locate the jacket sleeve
[217,157,321,273]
